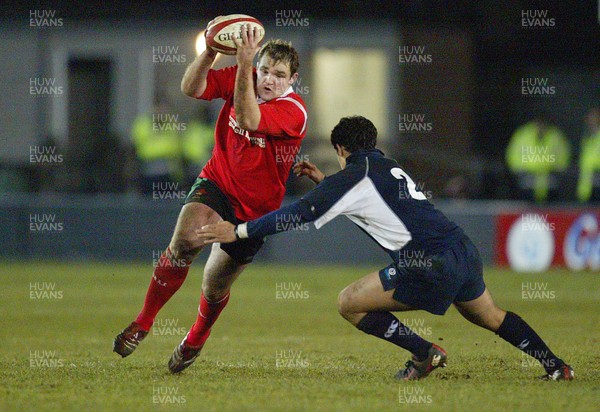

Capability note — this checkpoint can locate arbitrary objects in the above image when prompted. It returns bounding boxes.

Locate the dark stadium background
[1,0,598,267]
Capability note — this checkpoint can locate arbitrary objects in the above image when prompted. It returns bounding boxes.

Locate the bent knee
[169,238,201,263]
[337,287,354,318]
[338,288,369,326]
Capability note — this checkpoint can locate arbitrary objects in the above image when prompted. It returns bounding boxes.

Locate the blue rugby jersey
[238,149,465,262]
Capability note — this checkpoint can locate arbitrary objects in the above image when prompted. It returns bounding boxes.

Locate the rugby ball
[205,14,265,55]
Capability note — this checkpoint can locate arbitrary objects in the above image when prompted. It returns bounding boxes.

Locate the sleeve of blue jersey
[245,199,316,238]
[245,169,359,239]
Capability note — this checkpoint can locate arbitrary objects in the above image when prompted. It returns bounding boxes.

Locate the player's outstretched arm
[198,165,356,244]
[232,24,261,131]
[197,199,316,244]
[181,37,218,98]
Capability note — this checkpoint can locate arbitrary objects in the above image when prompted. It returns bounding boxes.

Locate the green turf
[0,261,598,411]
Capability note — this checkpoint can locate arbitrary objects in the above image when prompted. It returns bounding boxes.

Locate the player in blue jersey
[197,116,574,381]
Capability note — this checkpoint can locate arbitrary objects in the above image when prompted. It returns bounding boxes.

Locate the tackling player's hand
[232,23,261,67]
[293,160,325,184]
[196,221,237,244]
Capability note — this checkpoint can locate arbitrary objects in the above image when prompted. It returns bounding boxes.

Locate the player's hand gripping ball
[205,14,265,55]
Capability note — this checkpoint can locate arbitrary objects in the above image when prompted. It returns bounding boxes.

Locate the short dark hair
[330,116,377,153]
[258,39,299,76]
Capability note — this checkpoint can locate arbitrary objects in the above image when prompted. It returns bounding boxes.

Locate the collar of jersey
[347,149,385,164]
[256,86,294,104]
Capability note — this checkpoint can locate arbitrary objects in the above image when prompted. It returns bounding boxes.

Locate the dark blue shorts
[379,236,486,315]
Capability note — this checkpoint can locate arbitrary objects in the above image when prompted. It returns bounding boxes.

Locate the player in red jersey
[113,23,307,373]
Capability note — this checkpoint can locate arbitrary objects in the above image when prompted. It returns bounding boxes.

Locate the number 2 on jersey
[390,167,427,200]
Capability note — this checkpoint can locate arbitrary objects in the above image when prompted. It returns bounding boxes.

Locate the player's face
[256,56,297,101]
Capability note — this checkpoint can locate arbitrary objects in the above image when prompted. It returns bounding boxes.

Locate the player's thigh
[202,243,247,298]
[453,288,506,331]
[169,202,222,257]
[338,271,415,314]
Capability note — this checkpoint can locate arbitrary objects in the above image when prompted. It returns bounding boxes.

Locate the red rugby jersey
[196,66,307,221]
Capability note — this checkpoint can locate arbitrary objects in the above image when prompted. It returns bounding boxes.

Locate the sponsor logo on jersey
[228,115,266,148]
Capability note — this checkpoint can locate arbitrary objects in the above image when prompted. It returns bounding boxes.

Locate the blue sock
[357,312,432,361]
[496,311,563,373]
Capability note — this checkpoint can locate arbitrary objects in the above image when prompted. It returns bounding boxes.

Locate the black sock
[356,312,432,361]
[495,311,563,373]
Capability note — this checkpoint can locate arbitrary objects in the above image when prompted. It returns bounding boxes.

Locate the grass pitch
[0,261,598,411]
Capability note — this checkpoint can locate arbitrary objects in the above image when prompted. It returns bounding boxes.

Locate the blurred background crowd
[1,1,598,203]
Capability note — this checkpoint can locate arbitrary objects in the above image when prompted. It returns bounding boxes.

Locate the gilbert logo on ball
[205,14,265,55]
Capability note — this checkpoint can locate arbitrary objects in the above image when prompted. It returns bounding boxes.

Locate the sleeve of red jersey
[196,66,237,101]
[255,97,308,138]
